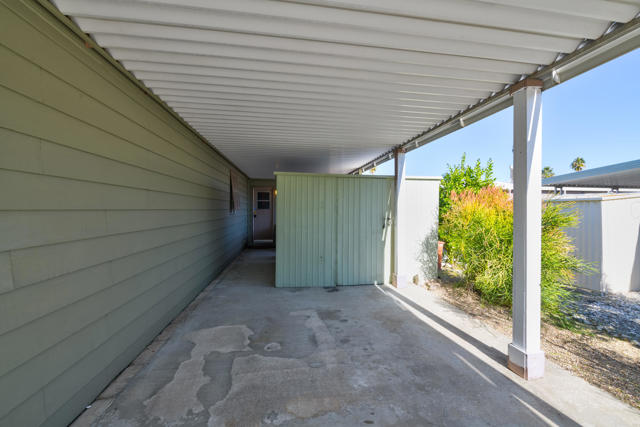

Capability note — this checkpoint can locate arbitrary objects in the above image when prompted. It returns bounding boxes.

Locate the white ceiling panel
[52,0,640,178]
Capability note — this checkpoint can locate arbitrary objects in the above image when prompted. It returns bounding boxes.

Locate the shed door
[336,178,392,285]
[275,174,336,287]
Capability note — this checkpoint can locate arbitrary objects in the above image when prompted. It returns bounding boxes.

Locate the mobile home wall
[0,2,248,425]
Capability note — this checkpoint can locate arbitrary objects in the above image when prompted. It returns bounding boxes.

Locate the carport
[1,1,639,425]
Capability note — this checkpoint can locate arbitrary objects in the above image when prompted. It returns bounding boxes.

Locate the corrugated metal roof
[51,0,640,178]
[543,159,640,188]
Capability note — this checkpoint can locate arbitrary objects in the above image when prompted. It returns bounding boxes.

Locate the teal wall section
[275,174,337,287]
[335,176,392,285]
[275,173,392,287]
[0,2,248,425]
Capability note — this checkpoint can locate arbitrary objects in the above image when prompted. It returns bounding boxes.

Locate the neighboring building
[544,160,640,293]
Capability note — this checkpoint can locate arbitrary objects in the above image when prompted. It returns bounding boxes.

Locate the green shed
[275,172,440,287]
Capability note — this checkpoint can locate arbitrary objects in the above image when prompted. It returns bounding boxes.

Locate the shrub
[440,186,591,325]
[439,154,495,225]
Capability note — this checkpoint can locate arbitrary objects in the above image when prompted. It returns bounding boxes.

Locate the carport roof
[50,0,640,178]
[543,159,640,188]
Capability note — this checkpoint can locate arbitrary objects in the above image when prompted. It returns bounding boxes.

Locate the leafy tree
[439,153,495,225]
[542,166,555,178]
[571,157,585,172]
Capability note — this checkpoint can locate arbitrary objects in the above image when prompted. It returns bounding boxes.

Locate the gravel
[563,289,640,346]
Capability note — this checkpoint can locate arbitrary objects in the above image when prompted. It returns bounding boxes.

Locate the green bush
[439,154,495,225]
[440,186,592,325]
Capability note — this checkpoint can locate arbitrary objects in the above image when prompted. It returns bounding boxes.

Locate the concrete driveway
[74,249,640,426]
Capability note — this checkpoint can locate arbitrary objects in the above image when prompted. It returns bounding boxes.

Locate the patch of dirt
[424,273,640,410]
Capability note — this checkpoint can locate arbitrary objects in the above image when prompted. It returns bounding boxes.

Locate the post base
[391,273,410,288]
[507,344,545,380]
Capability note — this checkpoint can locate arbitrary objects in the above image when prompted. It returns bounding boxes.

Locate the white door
[253,187,274,240]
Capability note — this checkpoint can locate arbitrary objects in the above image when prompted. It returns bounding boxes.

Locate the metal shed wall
[601,195,640,293]
[551,193,640,293]
[398,177,441,283]
[561,199,604,291]
[275,173,338,287]
[275,173,439,287]
[275,173,392,287]
[0,3,248,425]
[335,176,392,286]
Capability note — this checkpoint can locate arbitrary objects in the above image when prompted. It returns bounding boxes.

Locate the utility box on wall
[275,172,440,287]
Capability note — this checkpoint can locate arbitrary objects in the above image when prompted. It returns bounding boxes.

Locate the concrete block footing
[508,343,545,380]
[391,273,411,288]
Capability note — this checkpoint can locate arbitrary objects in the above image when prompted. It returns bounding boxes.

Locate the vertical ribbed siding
[0,3,248,426]
[553,195,640,293]
[275,173,392,287]
[275,174,336,287]
[563,200,603,291]
[600,196,640,293]
[336,177,391,285]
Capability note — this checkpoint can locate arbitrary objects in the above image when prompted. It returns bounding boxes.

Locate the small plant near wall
[440,186,592,326]
[439,154,495,226]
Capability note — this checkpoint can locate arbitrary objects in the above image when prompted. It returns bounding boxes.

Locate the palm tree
[541,166,554,178]
[571,157,585,172]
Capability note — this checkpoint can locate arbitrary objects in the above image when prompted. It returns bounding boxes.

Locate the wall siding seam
[5,251,15,293]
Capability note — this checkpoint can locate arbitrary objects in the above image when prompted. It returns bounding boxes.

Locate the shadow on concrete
[385,286,508,366]
[382,286,581,427]
[89,249,609,426]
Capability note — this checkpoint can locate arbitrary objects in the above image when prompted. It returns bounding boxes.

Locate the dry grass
[426,276,640,409]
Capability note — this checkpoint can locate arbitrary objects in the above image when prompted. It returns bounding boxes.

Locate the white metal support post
[508,79,545,379]
[392,147,407,287]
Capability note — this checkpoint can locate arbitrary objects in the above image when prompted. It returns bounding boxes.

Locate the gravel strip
[563,289,640,347]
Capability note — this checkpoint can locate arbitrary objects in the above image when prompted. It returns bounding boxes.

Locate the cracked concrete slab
[75,249,640,426]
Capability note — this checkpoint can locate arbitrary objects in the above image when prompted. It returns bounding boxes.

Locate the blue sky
[373,48,640,182]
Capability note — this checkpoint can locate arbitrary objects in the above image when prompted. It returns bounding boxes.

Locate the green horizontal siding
[0,2,248,426]
[275,173,392,287]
